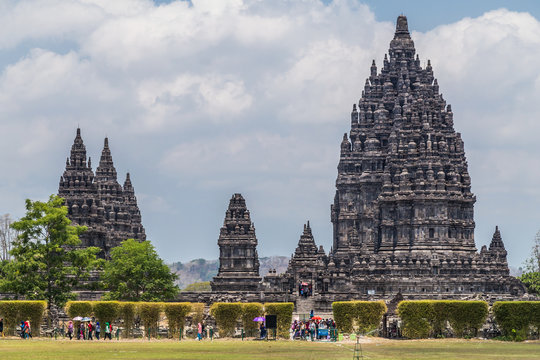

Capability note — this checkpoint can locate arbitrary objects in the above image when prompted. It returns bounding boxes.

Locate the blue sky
[1,0,539,269]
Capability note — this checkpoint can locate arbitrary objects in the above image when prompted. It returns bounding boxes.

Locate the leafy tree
[518,230,540,294]
[518,272,540,294]
[0,195,101,324]
[102,239,179,301]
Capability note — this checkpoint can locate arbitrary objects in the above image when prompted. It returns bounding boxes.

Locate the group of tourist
[298,283,313,297]
[291,318,336,341]
[66,320,113,340]
[19,320,32,339]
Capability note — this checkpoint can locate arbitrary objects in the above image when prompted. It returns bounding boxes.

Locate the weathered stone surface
[210,16,525,300]
[266,15,525,298]
[211,193,261,292]
[58,128,146,257]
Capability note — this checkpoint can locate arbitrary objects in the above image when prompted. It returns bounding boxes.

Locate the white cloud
[0,2,539,265]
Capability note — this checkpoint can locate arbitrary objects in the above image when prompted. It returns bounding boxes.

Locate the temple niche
[58,128,146,258]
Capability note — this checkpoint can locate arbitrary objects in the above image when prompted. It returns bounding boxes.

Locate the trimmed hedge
[332,301,387,334]
[0,300,47,336]
[210,302,243,337]
[0,301,21,336]
[138,302,163,338]
[65,301,93,318]
[446,301,487,337]
[118,302,137,338]
[397,300,434,339]
[164,303,192,338]
[190,303,205,325]
[397,300,489,339]
[356,301,387,334]
[264,302,294,339]
[241,303,263,336]
[93,301,120,325]
[493,301,540,340]
[332,302,355,333]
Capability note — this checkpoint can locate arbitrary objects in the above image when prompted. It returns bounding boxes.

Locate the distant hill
[169,256,289,290]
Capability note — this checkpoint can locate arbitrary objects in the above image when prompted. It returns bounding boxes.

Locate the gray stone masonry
[58,128,146,258]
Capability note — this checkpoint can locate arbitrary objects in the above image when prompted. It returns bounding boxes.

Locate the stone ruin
[58,128,146,258]
[211,193,261,292]
[54,16,527,307]
[210,16,526,303]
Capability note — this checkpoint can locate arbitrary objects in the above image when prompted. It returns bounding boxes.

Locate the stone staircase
[295,296,315,316]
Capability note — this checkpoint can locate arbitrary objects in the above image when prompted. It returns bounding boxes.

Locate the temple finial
[395,15,409,35]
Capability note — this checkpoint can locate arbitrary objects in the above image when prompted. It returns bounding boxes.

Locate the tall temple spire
[123,172,133,193]
[96,137,116,177]
[296,221,317,254]
[59,129,146,258]
[489,226,506,252]
[389,15,415,60]
[212,193,261,292]
[395,15,410,36]
[333,13,476,259]
[68,127,89,170]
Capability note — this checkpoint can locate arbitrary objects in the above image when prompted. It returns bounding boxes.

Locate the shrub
[210,302,243,337]
[264,302,294,339]
[0,301,45,336]
[93,301,120,325]
[164,303,192,338]
[17,301,47,337]
[493,301,540,340]
[241,303,263,336]
[355,301,387,335]
[65,301,93,318]
[398,300,489,339]
[332,301,387,334]
[0,301,21,336]
[190,303,205,325]
[397,301,434,339]
[137,302,163,338]
[446,301,488,337]
[332,302,355,333]
[118,302,137,338]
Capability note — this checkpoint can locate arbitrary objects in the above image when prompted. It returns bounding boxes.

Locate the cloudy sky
[1,0,540,268]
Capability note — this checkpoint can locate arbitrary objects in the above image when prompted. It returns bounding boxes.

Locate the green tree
[102,239,179,301]
[0,195,101,323]
[518,230,540,294]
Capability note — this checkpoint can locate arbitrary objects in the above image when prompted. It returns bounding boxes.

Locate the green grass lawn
[0,338,538,360]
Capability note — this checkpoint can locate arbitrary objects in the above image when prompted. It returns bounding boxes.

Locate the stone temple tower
[58,128,146,257]
[331,15,475,262]
[211,193,261,292]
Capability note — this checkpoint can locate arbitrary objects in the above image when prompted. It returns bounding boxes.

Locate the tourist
[309,321,316,341]
[104,322,111,340]
[67,321,73,340]
[19,321,25,339]
[88,321,93,340]
[259,322,266,339]
[79,322,85,340]
[197,322,202,341]
[95,321,100,340]
[0,317,3,337]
